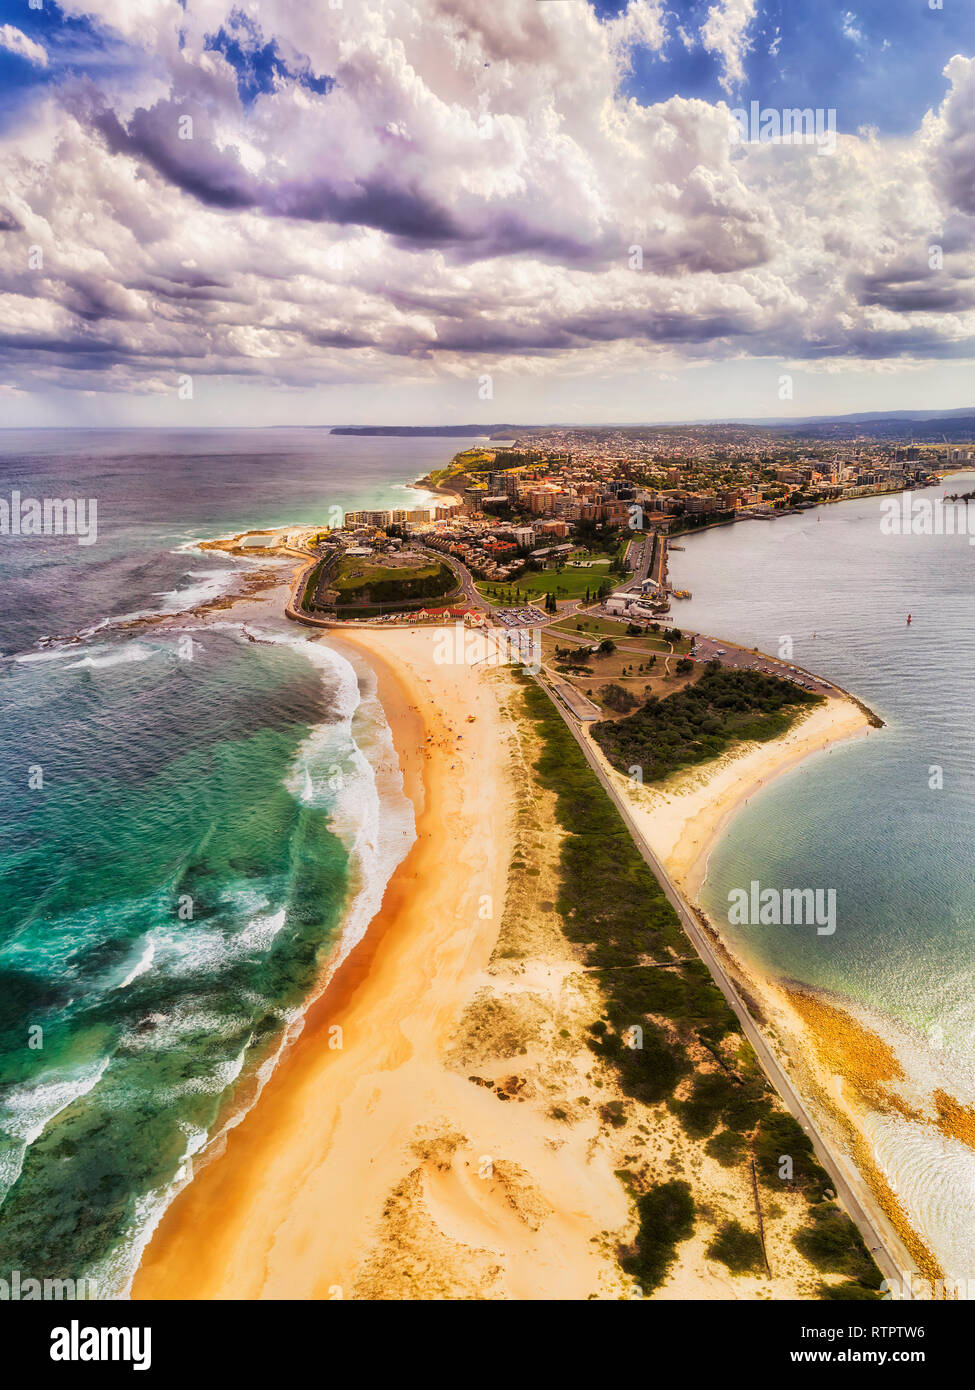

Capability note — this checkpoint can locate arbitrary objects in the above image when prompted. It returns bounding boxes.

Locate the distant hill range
[738,408,975,442]
[330,425,525,438]
[330,409,975,443]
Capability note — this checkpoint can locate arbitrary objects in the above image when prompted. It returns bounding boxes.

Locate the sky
[2,0,975,427]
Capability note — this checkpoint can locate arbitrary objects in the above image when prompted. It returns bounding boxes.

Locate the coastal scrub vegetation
[520,676,883,1299]
[619,1181,695,1292]
[704,1129,747,1167]
[707,1220,766,1275]
[753,1112,831,1199]
[793,1204,884,1290]
[591,662,822,783]
[300,558,324,612]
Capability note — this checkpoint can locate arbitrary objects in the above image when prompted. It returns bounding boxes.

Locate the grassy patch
[550,616,635,638]
[320,555,458,608]
[482,564,612,603]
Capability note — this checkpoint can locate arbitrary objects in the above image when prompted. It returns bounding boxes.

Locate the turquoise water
[670,481,975,1281]
[0,429,459,1294]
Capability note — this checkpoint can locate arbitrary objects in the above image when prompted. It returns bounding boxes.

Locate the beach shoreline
[130,529,941,1298]
[132,628,520,1298]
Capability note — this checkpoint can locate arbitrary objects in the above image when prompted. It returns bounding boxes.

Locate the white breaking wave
[272,625,417,979]
[65,640,158,670]
[131,895,289,983]
[0,1057,111,1201]
[151,569,238,613]
[115,938,156,991]
[13,647,81,664]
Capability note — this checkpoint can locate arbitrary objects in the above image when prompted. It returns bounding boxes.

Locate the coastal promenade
[532,670,913,1296]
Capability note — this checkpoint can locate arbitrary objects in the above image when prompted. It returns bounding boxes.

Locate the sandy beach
[132,627,881,1300]
[133,629,642,1299]
[588,696,873,901]
[132,628,515,1297]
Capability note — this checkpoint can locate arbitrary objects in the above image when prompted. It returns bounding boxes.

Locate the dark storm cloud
[92,104,260,210]
[268,177,462,242]
[854,271,975,313]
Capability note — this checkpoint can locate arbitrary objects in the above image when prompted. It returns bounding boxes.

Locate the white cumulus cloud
[0,24,48,67]
[700,0,757,96]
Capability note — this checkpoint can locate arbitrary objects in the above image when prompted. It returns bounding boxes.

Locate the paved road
[415,544,488,610]
[651,530,666,588]
[534,672,913,1294]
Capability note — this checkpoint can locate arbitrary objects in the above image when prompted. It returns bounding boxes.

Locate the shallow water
[670,480,975,1282]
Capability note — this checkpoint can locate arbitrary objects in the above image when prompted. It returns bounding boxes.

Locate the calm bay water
[670,480,975,1281]
[0,429,461,1294]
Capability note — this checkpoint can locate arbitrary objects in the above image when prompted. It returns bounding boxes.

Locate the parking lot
[493,606,548,628]
[690,635,837,696]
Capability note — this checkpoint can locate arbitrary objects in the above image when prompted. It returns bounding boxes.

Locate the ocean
[670,478,975,1285]
[0,428,463,1295]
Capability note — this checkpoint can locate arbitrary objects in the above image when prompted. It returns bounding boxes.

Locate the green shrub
[818,1280,883,1301]
[707,1220,766,1274]
[793,1205,883,1288]
[705,1129,747,1167]
[620,1181,695,1292]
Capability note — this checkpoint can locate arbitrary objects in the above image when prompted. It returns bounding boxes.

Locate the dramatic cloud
[0,0,974,409]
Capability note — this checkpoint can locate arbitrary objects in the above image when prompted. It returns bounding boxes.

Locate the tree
[601,683,638,713]
[598,638,616,656]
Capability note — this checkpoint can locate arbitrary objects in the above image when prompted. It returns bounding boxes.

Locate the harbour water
[670,479,975,1284]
